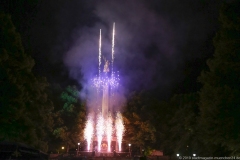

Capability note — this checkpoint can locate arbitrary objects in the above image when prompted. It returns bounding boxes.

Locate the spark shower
[84,23,124,153]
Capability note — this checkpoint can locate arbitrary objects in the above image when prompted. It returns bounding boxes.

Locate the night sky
[2,0,221,99]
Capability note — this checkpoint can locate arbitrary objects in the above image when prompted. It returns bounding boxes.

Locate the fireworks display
[92,22,119,89]
[83,23,124,153]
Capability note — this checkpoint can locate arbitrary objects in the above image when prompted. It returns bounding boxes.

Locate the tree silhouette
[0,13,53,152]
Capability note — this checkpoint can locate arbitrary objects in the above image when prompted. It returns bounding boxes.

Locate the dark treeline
[0,0,240,157]
[123,1,240,157]
[0,12,54,151]
[0,12,86,153]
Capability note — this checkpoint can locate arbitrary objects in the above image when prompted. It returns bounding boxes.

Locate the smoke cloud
[65,1,172,97]
[31,0,218,104]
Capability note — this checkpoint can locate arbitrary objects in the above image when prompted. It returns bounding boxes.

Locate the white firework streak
[84,116,94,151]
[115,112,124,151]
[99,29,102,77]
[96,113,105,151]
[111,22,115,78]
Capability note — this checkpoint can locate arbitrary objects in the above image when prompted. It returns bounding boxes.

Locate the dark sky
[2,0,222,99]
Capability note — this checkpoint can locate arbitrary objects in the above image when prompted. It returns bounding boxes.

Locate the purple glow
[92,72,120,89]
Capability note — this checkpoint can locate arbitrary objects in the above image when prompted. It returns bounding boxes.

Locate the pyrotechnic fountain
[106,115,113,152]
[83,23,124,156]
[116,112,124,152]
[84,116,94,151]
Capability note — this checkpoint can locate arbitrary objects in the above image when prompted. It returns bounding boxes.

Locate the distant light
[62,146,64,149]
[78,143,80,145]
[176,154,179,157]
[193,154,196,156]
[128,144,131,146]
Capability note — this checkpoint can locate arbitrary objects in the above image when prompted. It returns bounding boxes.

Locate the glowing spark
[106,115,113,152]
[115,112,124,151]
[84,116,94,151]
[111,22,115,77]
[96,113,104,152]
[92,72,119,89]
